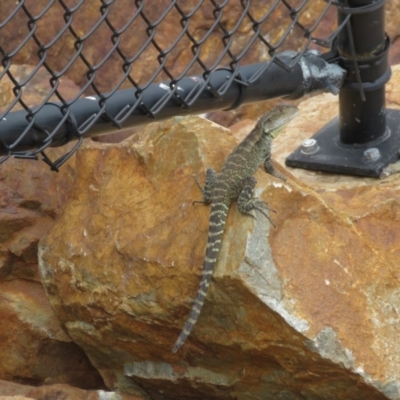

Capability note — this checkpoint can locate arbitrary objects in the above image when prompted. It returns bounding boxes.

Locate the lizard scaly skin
[172,104,299,353]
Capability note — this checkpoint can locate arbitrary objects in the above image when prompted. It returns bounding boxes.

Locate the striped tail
[172,201,228,353]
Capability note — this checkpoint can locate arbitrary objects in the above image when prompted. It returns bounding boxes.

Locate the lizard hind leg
[237,176,276,227]
[192,168,217,206]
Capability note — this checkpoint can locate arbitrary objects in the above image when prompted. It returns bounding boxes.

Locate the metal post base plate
[285,109,400,178]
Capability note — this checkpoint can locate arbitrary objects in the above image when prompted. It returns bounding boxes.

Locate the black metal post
[338,0,387,145]
[286,0,400,178]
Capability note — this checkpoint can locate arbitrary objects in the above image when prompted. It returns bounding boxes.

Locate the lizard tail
[172,202,228,353]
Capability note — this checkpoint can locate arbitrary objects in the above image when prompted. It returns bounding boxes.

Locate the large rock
[38,65,400,399]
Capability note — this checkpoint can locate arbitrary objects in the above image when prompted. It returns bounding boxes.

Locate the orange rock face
[39,61,400,399]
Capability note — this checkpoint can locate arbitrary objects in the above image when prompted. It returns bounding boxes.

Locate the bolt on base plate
[285,108,400,178]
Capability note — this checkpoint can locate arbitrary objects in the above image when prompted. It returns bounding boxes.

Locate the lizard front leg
[193,168,217,205]
[264,157,286,182]
[237,176,276,227]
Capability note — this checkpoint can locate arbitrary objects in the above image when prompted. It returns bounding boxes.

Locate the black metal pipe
[0,51,345,155]
[339,86,386,145]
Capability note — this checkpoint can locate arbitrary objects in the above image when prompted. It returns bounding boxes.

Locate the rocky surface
[386,2,400,65]
[37,65,400,399]
[0,65,81,111]
[0,379,143,400]
[0,148,106,389]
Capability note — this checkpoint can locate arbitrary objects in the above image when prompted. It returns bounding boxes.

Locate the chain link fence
[0,1,352,170]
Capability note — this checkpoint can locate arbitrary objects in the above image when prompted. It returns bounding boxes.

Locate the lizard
[172,104,299,353]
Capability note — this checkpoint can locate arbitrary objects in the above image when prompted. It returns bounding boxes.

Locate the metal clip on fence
[286,0,400,177]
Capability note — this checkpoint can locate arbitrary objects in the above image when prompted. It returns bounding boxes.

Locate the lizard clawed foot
[192,174,204,191]
[254,206,276,228]
[252,199,275,212]
[253,200,276,227]
[239,199,277,228]
[192,169,215,206]
[192,175,207,206]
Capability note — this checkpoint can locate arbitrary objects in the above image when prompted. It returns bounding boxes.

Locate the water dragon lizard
[172,104,299,353]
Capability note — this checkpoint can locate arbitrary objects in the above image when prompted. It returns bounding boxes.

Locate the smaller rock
[0,397,34,400]
[0,380,144,400]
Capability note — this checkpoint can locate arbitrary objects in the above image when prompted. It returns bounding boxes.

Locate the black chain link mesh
[0,0,343,169]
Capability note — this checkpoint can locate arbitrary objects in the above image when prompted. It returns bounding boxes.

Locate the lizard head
[258,104,299,138]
